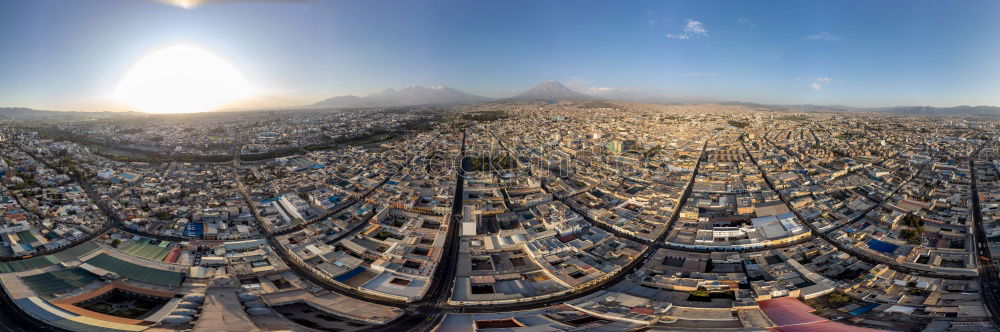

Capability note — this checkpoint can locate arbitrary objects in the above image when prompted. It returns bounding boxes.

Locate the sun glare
[114,45,249,114]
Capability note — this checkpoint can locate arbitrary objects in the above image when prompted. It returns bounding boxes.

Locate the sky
[1,0,1000,111]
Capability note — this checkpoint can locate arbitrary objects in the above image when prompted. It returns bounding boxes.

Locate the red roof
[759,297,888,332]
[163,247,181,263]
[758,297,824,326]
[557,234,576,242]
[629,307,655,315]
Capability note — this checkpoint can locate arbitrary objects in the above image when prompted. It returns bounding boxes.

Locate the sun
[114,45,250,114]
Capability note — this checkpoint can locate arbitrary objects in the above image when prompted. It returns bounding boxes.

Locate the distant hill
[510,81,595,102]
[0,107,49,117]
[718,103,1000,117]
[870,105,1000,117]
[7,86,1000,118]
[312,85,491,108]
[0,107,141,120]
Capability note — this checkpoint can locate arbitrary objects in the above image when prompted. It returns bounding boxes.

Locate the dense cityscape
[0,97,997,331]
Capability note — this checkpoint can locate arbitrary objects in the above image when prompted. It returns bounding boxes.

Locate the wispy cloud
[737,18,755,28]
[566,76,617,94]
[810,77,833,91]
[667,19,708,40]
[682,72,716,77]
[805,32,841,41]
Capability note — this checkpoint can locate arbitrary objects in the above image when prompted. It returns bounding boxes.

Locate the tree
[901,229,922,244]
[727,120,750,128]
[828,292,850,305]
[902,214,924,228]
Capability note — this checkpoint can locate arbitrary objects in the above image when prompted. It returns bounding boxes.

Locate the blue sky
[1,0,999,110]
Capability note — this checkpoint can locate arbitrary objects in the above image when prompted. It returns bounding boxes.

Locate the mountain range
[311,80,599,108]
[312,85,491,108]
[509,80,594,102]
[5,81,1000,117]
[309,81,1000,117]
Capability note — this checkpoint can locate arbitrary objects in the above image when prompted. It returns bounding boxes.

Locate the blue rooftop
[849,303,879,316]
[867,239,899,254]
[334,266,366,283]
[183,222,204,237]
[328,195,343,203]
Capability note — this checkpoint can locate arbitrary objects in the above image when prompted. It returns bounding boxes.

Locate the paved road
[412,136,708,315]
[239,164,414,306]
[4,129,987,332]
[739,138,972,280]
[968,145,1000,327]
[0,142,96,331]
[398,130,467,332]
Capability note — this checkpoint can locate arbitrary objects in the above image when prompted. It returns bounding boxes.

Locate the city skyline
[2,0,1000,113]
